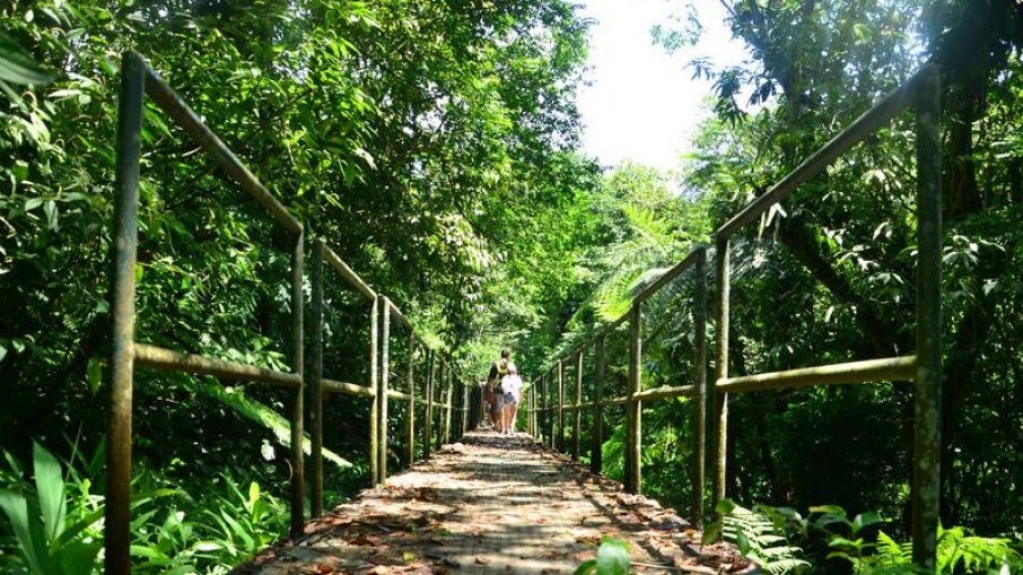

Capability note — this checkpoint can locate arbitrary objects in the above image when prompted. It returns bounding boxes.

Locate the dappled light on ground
[232,430,751,574]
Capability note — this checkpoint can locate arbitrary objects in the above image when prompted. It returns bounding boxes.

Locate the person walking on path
[500,364,523,434]
[484,378,502,429]
[487,349,512,432]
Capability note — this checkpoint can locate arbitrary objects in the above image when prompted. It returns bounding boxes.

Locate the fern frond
[763,558,811,575]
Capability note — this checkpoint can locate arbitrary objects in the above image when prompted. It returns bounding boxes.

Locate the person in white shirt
[499,364,523,434]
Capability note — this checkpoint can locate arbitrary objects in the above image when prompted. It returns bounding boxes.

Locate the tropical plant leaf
[594,538,630,575]
[33,442,66,545]
[0,33,52,85]
[0,489,45,574]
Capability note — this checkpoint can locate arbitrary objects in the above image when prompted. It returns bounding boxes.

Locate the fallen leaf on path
[350,534,382,546]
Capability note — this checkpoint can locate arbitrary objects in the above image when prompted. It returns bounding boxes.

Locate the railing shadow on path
[230,430,755,574]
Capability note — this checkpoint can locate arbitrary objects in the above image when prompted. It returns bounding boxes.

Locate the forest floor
[231,429,754,574]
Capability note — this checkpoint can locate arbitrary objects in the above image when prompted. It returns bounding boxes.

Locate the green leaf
[43,200,58,230]
[130,544,171,562]
[572,558,597,575]
[192,541,223,552]
[704,518,723,545]
[33,442,67,545]
[87,358,102,396]
[851,511,885,535]
[595,538,630,575]
[0,33,52,85]
[0,489,46,574]
[56,539,102,575]
[716,498,738,516]
[808,504,846,516]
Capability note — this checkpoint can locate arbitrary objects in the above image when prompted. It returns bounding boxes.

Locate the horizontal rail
[323,246,377,301]
[386,389,412,401]
[601,312,630,338]
[634,248,704,305]
[536,384,694,412]
[633,384,694,402]
[716,70,923,240]
[134,344,301,388]
[387,300,413,331]
[716,356,916,394]
[322,378,375,397]
[142,66,303,236]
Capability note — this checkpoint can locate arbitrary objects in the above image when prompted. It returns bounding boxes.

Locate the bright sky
[575,0,749,171]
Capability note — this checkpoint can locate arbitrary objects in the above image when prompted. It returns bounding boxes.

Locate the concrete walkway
[232,430,750,574]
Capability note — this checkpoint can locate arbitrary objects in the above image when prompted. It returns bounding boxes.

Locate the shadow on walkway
[231,430,753,574]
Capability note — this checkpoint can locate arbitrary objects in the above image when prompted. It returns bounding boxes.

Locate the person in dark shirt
[487,349,512,431]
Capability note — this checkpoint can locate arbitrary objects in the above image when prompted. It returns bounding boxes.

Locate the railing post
[539,374,547,443]
[626,304,642,494]
[573,351,583,460]
[531,383,538,437]
[557,360,565,452]
[106,51,145,575]
[591,335,605,475]
[369,296,379,484]
[424,350,435,459]
[912,64,942,572]
[548,370,555,448]
[310,239,325,517]
[713,238,730,511]
[461,378,469,435]
[289,226,306,535]
[377,296,391,483]
[444,367,453,443]
[692,246,708,528]
[406,334,416,466]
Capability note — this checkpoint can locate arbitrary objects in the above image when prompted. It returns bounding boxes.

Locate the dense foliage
[5,0,1023,572]
[1,0,598,571]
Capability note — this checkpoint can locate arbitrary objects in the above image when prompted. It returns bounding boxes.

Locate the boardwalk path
[233,430,749,574]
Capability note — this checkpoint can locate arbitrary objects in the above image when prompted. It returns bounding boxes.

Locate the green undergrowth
[705,499,1023,574]
[0,442,303,574]
[0,380,367,574]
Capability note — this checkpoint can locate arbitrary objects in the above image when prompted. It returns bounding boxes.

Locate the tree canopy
[4,0,1023,572]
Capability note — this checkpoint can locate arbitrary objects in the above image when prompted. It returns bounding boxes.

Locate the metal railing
[106,52,475,575]
[527,64,941,569]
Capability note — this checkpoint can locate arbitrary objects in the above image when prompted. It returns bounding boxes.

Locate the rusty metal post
[557,361,565,452]
[406,334,416,465]
[462,378,469,435]
[310,239,324,517]
[539,374,547,443]
[626,304,643,494]
[573,351,583,460]
[369,297,379,484]
[424,351,435,459]
[531,384,538,437]
[692,246,708,528]
[105,51,145,575]
[444,367,453,443]
[288,226,306,535]
[377,296,391,484]
[912,64,942,571]
[591,335,605,475]
[713,238,730,511]
[547,370,555,448]
[434,360,442,446]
